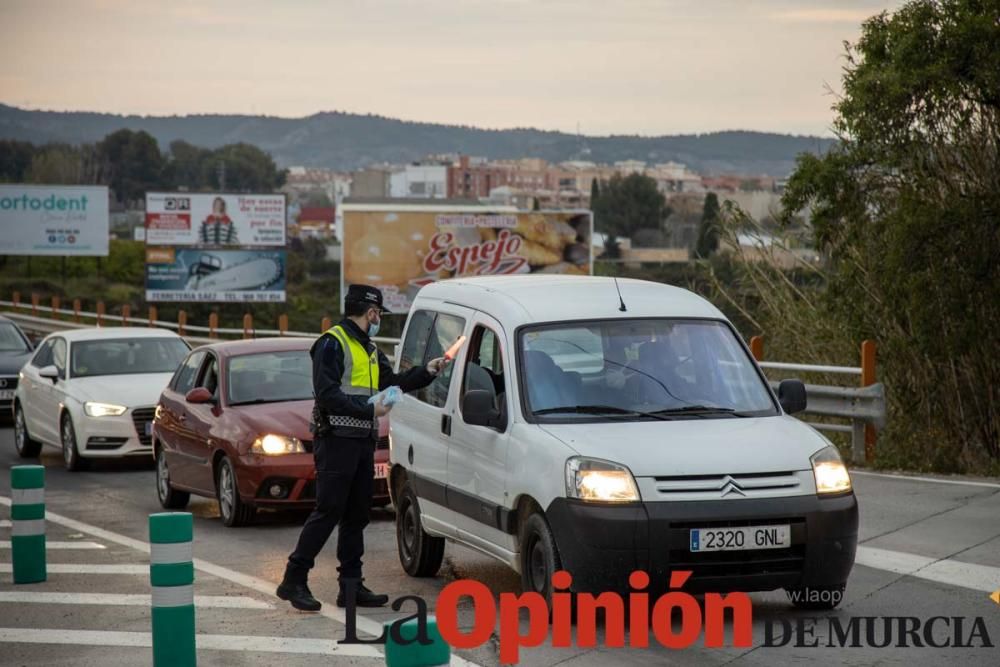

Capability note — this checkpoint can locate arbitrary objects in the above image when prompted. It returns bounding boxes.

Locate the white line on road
[0,496,483,667]
[0,591,272,609]
[0,628,383,658]
[0,563,148,574]
[0,520,10,528]
[855,545,1000,592]
[851,470,1000,489]
[0,540,105,550]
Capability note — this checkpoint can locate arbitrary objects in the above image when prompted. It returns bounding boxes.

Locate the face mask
[368,314,380,338]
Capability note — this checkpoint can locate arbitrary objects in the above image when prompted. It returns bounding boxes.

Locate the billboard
[145,248,286,303]
[145,192,286,246]
[341,204,593,312]
[0,185,109,256]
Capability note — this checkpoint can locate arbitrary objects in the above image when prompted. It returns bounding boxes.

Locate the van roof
[414,275,726,326]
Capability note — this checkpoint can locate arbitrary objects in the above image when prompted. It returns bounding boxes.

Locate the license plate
[374,463,388,479]
[690,525,790,552]
[0,390,14,401]
[145,422,153,436]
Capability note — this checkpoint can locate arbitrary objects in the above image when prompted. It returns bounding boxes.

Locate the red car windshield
[227,350,313,406]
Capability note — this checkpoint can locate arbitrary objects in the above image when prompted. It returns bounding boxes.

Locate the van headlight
[84,401,128,417]
[565,457,640,503]
[811,446,852,495]
[251,434,305,456]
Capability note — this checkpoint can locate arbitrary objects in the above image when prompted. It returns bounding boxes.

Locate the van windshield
[519,319,776,421]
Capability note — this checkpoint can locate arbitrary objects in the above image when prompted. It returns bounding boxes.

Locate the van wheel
[61,414,89,472]
[156,447,190,510]
[785,583,846,610]
[14,403,41,458]
[520,512,562,603]
[396,481,444,577]
[217,457,255,527]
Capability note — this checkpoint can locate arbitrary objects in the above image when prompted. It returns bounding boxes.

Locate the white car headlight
[811,446,852,495]
[251,434,306,456]
[565,457,640,503]
[84,401,128,417]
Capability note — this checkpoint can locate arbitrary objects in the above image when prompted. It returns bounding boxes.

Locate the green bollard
[11,465,46,584]
[149,512,196,667]
[384,615,450,667]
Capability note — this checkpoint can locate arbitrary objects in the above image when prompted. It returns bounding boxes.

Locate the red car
[152,337,391,527]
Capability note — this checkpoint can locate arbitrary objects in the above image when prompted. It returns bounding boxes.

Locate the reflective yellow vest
[326,325,379,397]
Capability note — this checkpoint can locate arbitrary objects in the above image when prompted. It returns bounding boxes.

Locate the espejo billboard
[0,185,109,256]
[145,192,286,246]
[341,204,593,312]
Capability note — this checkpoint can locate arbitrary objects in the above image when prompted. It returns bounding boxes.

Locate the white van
[388,276,857,609]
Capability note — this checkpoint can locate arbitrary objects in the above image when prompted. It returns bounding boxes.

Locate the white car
[389,276,858,610]
[12,327,190,470]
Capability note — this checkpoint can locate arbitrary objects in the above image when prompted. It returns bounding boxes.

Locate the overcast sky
[0,0,903,137]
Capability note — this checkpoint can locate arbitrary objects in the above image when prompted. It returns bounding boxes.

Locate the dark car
[0,316,34,418]
[152,337,391,527]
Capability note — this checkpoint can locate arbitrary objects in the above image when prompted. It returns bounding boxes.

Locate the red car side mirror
[185,387,214,404]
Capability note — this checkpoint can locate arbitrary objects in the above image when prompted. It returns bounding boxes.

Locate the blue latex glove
[367,385,403,407]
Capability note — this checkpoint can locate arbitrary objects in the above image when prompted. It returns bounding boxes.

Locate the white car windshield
[71,338,190,378]
[0,322,30,353]
[519,319,776,421]
[227,350,313,406]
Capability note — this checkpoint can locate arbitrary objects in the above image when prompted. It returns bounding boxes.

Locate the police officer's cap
[345,284,390,314]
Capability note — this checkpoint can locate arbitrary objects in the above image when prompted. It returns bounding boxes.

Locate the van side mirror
[777,379,807,415]
[185,387,214,404]
[462,389,502,429]
[39,365,59,382]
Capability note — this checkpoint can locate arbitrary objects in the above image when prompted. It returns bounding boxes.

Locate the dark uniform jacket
[311,318,434,436]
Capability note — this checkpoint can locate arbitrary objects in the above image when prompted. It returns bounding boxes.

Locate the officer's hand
[426,357,449,376]
[373,398,393,418]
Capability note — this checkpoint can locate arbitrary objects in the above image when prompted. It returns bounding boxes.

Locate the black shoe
[276,581,322,612]
[337,581,389,608]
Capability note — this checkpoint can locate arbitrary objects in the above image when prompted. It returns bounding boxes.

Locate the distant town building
[389,162,449,198]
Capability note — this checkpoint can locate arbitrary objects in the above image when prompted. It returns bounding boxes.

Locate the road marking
[0,628,382,657]
[0,520,10,528]
[0,591,272,609]
[0,496,483,667]
[0,540,105,550]
[0,563,148,574]
[856,545,1000,592]
[851,470,1000,489]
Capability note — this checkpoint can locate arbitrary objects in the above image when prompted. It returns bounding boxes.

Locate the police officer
[276,284,446,611]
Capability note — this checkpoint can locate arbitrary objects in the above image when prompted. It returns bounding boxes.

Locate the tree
[589,177,600,208]
[207,143,286,192]
[96,129,166,204]
[781,0,1000,467]
[695,192,721,257]
[592,173,671,258]
[163,140,212,190]
[0,140,35,182]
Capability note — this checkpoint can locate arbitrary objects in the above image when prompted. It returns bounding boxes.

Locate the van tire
[396,482,445,577]
[520,512,562,604]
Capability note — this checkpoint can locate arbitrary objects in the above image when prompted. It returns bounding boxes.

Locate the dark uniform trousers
[286,432,374,582]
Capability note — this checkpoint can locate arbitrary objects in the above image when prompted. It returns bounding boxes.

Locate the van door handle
[441,414,451,436]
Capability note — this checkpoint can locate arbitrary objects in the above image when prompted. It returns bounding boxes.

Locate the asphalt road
[1,423,999,666]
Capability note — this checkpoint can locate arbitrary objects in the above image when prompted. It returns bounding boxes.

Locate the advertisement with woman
[145,192,286,246]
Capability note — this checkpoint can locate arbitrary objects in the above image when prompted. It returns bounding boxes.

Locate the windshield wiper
[650,405,752,418]
[533,404,671,421]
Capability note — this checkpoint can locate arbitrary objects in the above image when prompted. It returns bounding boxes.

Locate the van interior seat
[522,350,578,411]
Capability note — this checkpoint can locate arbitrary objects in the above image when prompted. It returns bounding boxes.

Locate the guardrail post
[178,311,187,337]
[50,296,60,320]
[321,316,331,332]
[749,335,764,361]
[149,306,158,327]
[861,340,877,463]
[11,465,46,584]
[30,293,39,317]
[12,291,20,309]
[243,313,253,340]
[122,304,131,326]
[96,301,105,327]
[384,615,450,667]
[73,299,81,324]
[209,313,218,339]
[278,314,288,336]
[149,512,196,667]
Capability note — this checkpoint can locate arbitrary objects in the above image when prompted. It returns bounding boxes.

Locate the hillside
[0,104,835,175]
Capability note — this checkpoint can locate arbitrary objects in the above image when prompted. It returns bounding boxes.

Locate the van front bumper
[545,492,858,594]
